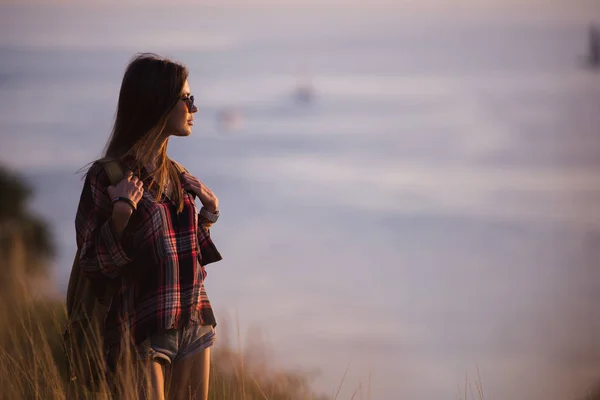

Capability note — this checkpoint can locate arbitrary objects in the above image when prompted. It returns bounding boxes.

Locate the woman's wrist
[112,196,137,211]
[202,201,218,213]
[112,200,134,215]
[111,203,132,234]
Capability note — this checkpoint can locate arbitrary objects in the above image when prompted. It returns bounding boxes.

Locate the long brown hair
[102,53,188,212]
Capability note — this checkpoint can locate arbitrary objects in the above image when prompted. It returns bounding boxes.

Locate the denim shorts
[138,324,216,365]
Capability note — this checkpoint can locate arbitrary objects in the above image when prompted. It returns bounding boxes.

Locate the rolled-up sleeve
[76,163,133,280]
[197,221,222,266]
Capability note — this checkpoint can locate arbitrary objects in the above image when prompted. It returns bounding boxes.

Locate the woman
[75,53,222,400]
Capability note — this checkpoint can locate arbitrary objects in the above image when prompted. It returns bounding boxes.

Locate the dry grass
[455,367,485,400]
[3,268,600,400]
[0,224,349,400]
[0,286,329,400]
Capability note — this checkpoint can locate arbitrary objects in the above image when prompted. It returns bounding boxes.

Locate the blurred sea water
[2,4,600,399]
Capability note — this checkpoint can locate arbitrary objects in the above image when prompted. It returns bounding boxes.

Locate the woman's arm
[197,221,222,266]
[179,170,223,266]
[76,163,136,280]
[111,202,134,236]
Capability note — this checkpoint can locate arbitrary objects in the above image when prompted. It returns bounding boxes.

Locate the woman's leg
[137,359,166,400]
[168,347,211,400]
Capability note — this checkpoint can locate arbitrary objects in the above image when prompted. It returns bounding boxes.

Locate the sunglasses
[180,95,195,111]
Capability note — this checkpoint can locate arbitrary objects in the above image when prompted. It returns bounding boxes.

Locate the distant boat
[294,83,315,104]
[216,108,243,132]
[293,70,315,104]
[586,24,600,69]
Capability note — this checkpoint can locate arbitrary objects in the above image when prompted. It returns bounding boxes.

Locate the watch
[199,207,220,223]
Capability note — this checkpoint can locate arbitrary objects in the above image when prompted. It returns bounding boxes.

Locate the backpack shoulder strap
[171,159,196,199]
[98,157,124,186]
[171,159,188,175]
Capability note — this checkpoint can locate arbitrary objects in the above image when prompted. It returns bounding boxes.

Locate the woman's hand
[107,172,144,234]
[181,172,219,212]
[107,171,144,212]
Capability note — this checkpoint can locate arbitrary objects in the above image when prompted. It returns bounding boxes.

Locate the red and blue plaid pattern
[75,159,222,347]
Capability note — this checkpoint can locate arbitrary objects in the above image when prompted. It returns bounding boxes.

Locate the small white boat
[216,108,243,131]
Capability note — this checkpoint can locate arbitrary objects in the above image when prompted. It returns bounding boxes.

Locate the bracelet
[111,196,137,211]
[199,207,219,223]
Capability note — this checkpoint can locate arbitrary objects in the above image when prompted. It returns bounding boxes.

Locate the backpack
[63,158,125,394]
[63,158,189,394]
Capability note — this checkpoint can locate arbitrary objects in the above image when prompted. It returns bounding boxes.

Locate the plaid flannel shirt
[75,159,222,347]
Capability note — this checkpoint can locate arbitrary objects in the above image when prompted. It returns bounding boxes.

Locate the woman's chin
[173,128,193,137]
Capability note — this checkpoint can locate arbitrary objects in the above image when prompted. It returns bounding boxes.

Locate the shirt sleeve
[197,220,222,266]
[76,162,134,280]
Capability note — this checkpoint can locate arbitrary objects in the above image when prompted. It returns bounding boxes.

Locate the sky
[0,0,597,9]
[1,0,599,26]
